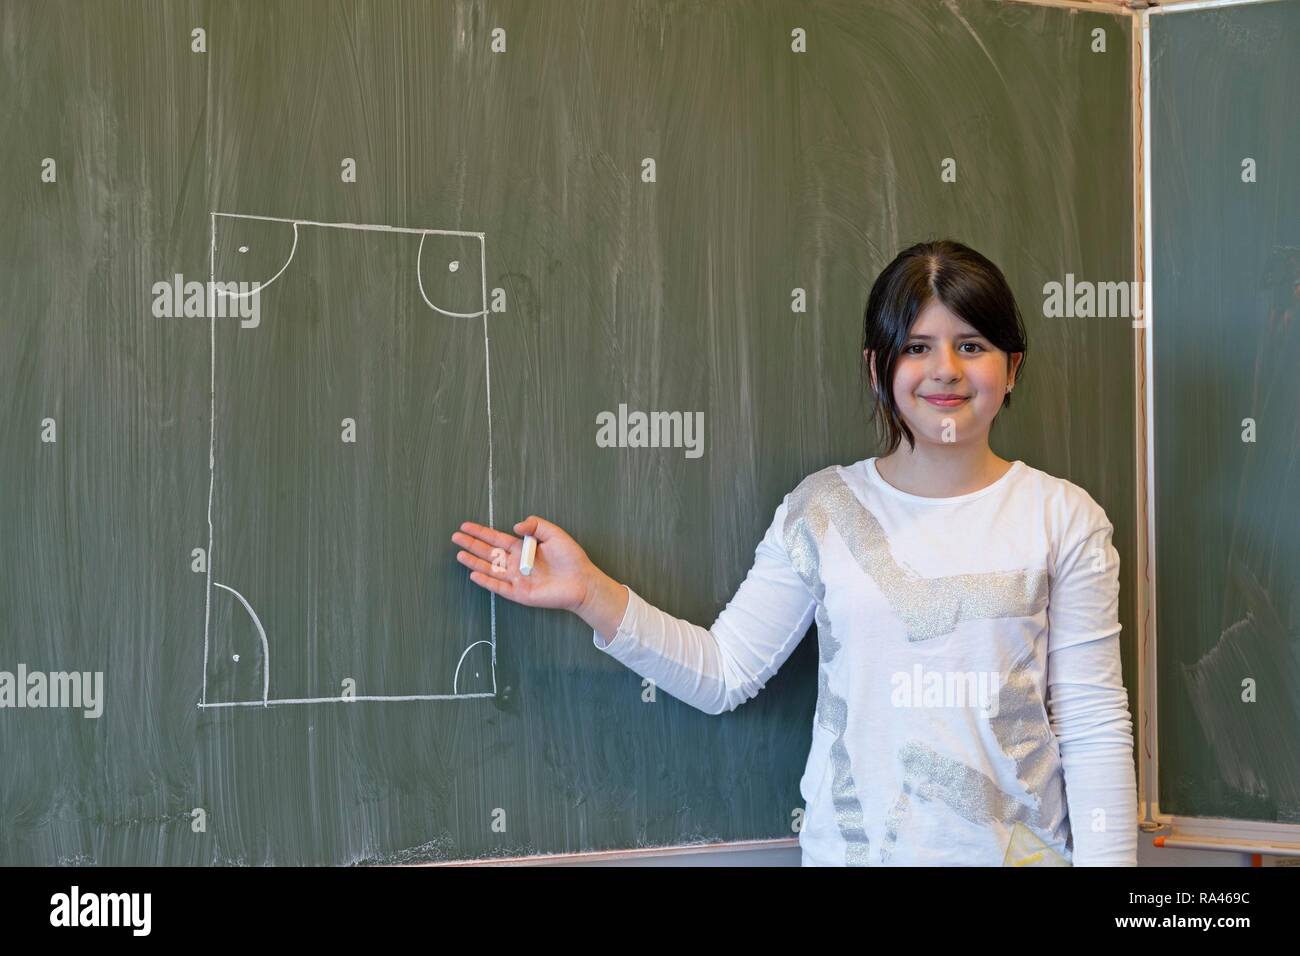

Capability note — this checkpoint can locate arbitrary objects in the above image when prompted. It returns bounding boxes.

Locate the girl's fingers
[451,530,506,565]
[514,515,560,542]
[457,520,518,552]
[468,569,514,599]
[455,549,503,578]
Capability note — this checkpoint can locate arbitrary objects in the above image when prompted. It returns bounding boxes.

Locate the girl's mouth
[922,395,969,408]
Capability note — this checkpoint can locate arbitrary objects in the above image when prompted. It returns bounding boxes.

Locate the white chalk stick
[520,534,537,575]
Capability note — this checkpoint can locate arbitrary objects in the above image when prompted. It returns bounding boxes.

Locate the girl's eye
[904,342,985,353]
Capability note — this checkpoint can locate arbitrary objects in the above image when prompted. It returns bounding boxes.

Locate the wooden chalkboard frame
[1136,0,1300,861]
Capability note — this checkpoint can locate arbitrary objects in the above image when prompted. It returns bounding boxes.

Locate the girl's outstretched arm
[454,495,817,716]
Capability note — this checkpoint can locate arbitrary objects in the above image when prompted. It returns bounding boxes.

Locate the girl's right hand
[451,515,596,613]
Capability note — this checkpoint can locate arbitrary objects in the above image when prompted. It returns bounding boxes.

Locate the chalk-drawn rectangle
[201,214,496,708]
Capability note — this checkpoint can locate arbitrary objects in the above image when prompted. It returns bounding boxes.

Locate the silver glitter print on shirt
[898,741,1039,828]
[988,649,1067,833]
[785,467,1049,642]
[877,740,1049,864]
[876,663,1067,864]
[784,487,871,864]
[878,735,1052,864]
[816,604,872,864]
[879,782,913,864]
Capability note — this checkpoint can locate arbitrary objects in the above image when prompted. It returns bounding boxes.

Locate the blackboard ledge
[410,837,800,867]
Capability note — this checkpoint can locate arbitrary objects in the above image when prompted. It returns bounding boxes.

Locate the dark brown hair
[861,239,1028,454]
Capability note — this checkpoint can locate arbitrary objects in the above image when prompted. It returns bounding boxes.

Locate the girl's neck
[874,443,1014,499]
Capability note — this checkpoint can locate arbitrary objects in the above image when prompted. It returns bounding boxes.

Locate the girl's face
[865,300,1022,448]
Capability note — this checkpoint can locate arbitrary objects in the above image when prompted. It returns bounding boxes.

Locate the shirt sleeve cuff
[592,584,637,653]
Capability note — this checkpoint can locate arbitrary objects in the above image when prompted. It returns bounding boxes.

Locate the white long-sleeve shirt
[592,457,1138,866]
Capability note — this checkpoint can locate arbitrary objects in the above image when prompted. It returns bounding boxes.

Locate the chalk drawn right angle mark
[199,212,497,709]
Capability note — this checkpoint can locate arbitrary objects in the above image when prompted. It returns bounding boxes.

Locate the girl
[451,239,1137,867]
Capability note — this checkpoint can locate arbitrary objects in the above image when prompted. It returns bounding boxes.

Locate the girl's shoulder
[1014,461,1114,526]
[1011,463,1117,572]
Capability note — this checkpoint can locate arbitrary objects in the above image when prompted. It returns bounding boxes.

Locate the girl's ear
[1008,351,1024,388]
[864,348,878,392]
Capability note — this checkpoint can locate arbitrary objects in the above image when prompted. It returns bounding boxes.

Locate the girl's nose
[929,344,961,377]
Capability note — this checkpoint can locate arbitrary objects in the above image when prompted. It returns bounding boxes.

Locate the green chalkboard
[0,0,1133,864]
[1150,0,1300,824]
